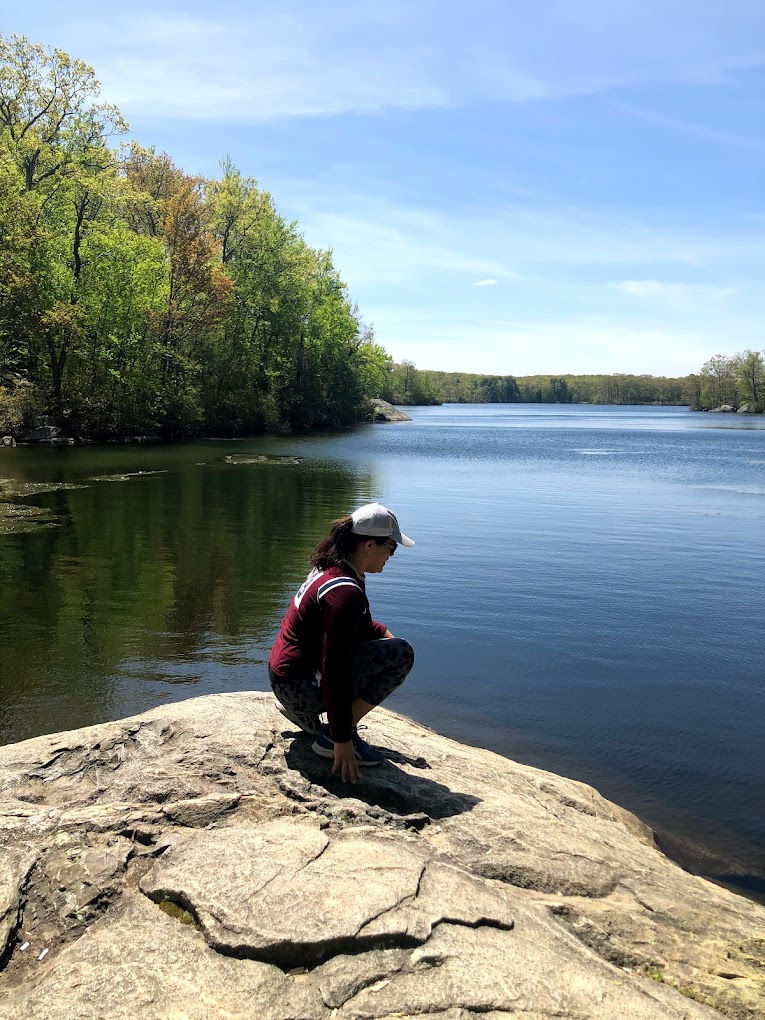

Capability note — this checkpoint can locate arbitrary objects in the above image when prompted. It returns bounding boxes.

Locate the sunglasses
[382,540,396,555]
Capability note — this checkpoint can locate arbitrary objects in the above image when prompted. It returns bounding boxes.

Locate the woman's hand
[332,740,359,784]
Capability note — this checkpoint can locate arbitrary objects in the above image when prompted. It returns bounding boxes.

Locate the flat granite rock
[0,692,761,1019]
[140,819,515,963]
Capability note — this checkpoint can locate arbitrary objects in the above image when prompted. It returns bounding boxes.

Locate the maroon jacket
[269,565,387,741]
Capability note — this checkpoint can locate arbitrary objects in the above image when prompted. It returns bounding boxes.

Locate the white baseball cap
[350,503,415,547]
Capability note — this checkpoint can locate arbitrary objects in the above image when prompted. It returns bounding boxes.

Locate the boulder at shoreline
[0,693,762,1019]
[368,398,412,422]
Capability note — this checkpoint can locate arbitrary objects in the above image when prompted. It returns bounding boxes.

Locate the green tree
[700,354,737,408]
[0,33,125,192]
[0,33,127,425]
[737,350,764,409]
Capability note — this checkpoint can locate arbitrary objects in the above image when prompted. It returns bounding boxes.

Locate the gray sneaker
[277,704,322,735]
[311,725,384,766]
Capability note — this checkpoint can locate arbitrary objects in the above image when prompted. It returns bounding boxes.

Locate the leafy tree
[0,33,127,424]
[700,354,737,408]
[737,350,764,409]
[549,377,572,403]
[388,361,440,405]
[0,33,125,192]
[207,158,267,265]
[686,373,703,410]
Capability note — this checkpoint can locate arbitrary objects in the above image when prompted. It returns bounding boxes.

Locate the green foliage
[516,374,689,405]
[0,378,40,433]
[0,35,385,437]
[688,350,764,411]
[388,368,688,406]
[384,361,441,405]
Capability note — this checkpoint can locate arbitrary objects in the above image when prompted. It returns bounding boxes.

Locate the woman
[269,502,415,784]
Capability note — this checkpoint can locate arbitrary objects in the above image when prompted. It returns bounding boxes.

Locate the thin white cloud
[612,280,737,301]
[610,101,765,150]
[474,279,498,286]
[285,188,765,290]
[91,12,450,121]
[36,2,765,121]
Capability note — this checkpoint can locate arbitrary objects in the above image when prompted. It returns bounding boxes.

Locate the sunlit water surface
[1,404,763,898]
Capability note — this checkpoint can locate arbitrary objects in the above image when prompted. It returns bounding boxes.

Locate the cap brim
[398,533,415,547]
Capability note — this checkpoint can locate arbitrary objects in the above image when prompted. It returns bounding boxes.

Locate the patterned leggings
[270,637,414,721]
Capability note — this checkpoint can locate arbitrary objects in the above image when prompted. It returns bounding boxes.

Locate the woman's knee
[354,637,414,705]
[384,636,414,666]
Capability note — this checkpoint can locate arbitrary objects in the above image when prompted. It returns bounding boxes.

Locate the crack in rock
[0,857,37,972]
[139,823,517,975]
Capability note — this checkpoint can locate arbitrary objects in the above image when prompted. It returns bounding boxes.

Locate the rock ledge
[0,693,762,1019]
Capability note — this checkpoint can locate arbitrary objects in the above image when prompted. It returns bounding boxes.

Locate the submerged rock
[224,453,304,465]
[86,470,169,483]
[0,472,169,534]
[368,399,412,422]
[0,693,761,1019]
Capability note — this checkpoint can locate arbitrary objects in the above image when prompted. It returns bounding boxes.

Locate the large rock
[21,424,60,441]
[368,398,412,422]
[0,693,761,1019]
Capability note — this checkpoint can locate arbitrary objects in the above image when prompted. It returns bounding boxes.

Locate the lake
[1,404,764,900]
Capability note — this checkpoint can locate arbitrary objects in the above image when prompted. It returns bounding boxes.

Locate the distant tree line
[384,364,692,406]
[0,34,390,438]
[515,374,689,405]
[687,351,764,412]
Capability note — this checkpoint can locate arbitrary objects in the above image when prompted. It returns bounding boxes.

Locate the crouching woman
[268,502,415,784]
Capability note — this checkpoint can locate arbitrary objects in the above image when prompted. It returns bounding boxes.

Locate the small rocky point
[368,399,412,422]
[0,693,762,1019]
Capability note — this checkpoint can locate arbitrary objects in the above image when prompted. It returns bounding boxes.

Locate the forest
[381,363,690,406]
[382,358,764,410]
[0,34,391,438]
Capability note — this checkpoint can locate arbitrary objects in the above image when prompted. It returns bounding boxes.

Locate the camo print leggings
[269,637,414,721]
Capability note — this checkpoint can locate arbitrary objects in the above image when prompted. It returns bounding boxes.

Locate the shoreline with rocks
[0,400,413,449]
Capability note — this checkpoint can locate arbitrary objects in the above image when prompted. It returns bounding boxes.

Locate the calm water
[1,404,764,897]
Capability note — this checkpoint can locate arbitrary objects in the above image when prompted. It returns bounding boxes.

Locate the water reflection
[0,445,377,743]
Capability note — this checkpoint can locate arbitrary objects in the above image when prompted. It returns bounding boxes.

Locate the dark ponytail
[311,515,386,569]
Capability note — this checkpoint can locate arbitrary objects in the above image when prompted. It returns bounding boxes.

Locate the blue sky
[2,1,764,375]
